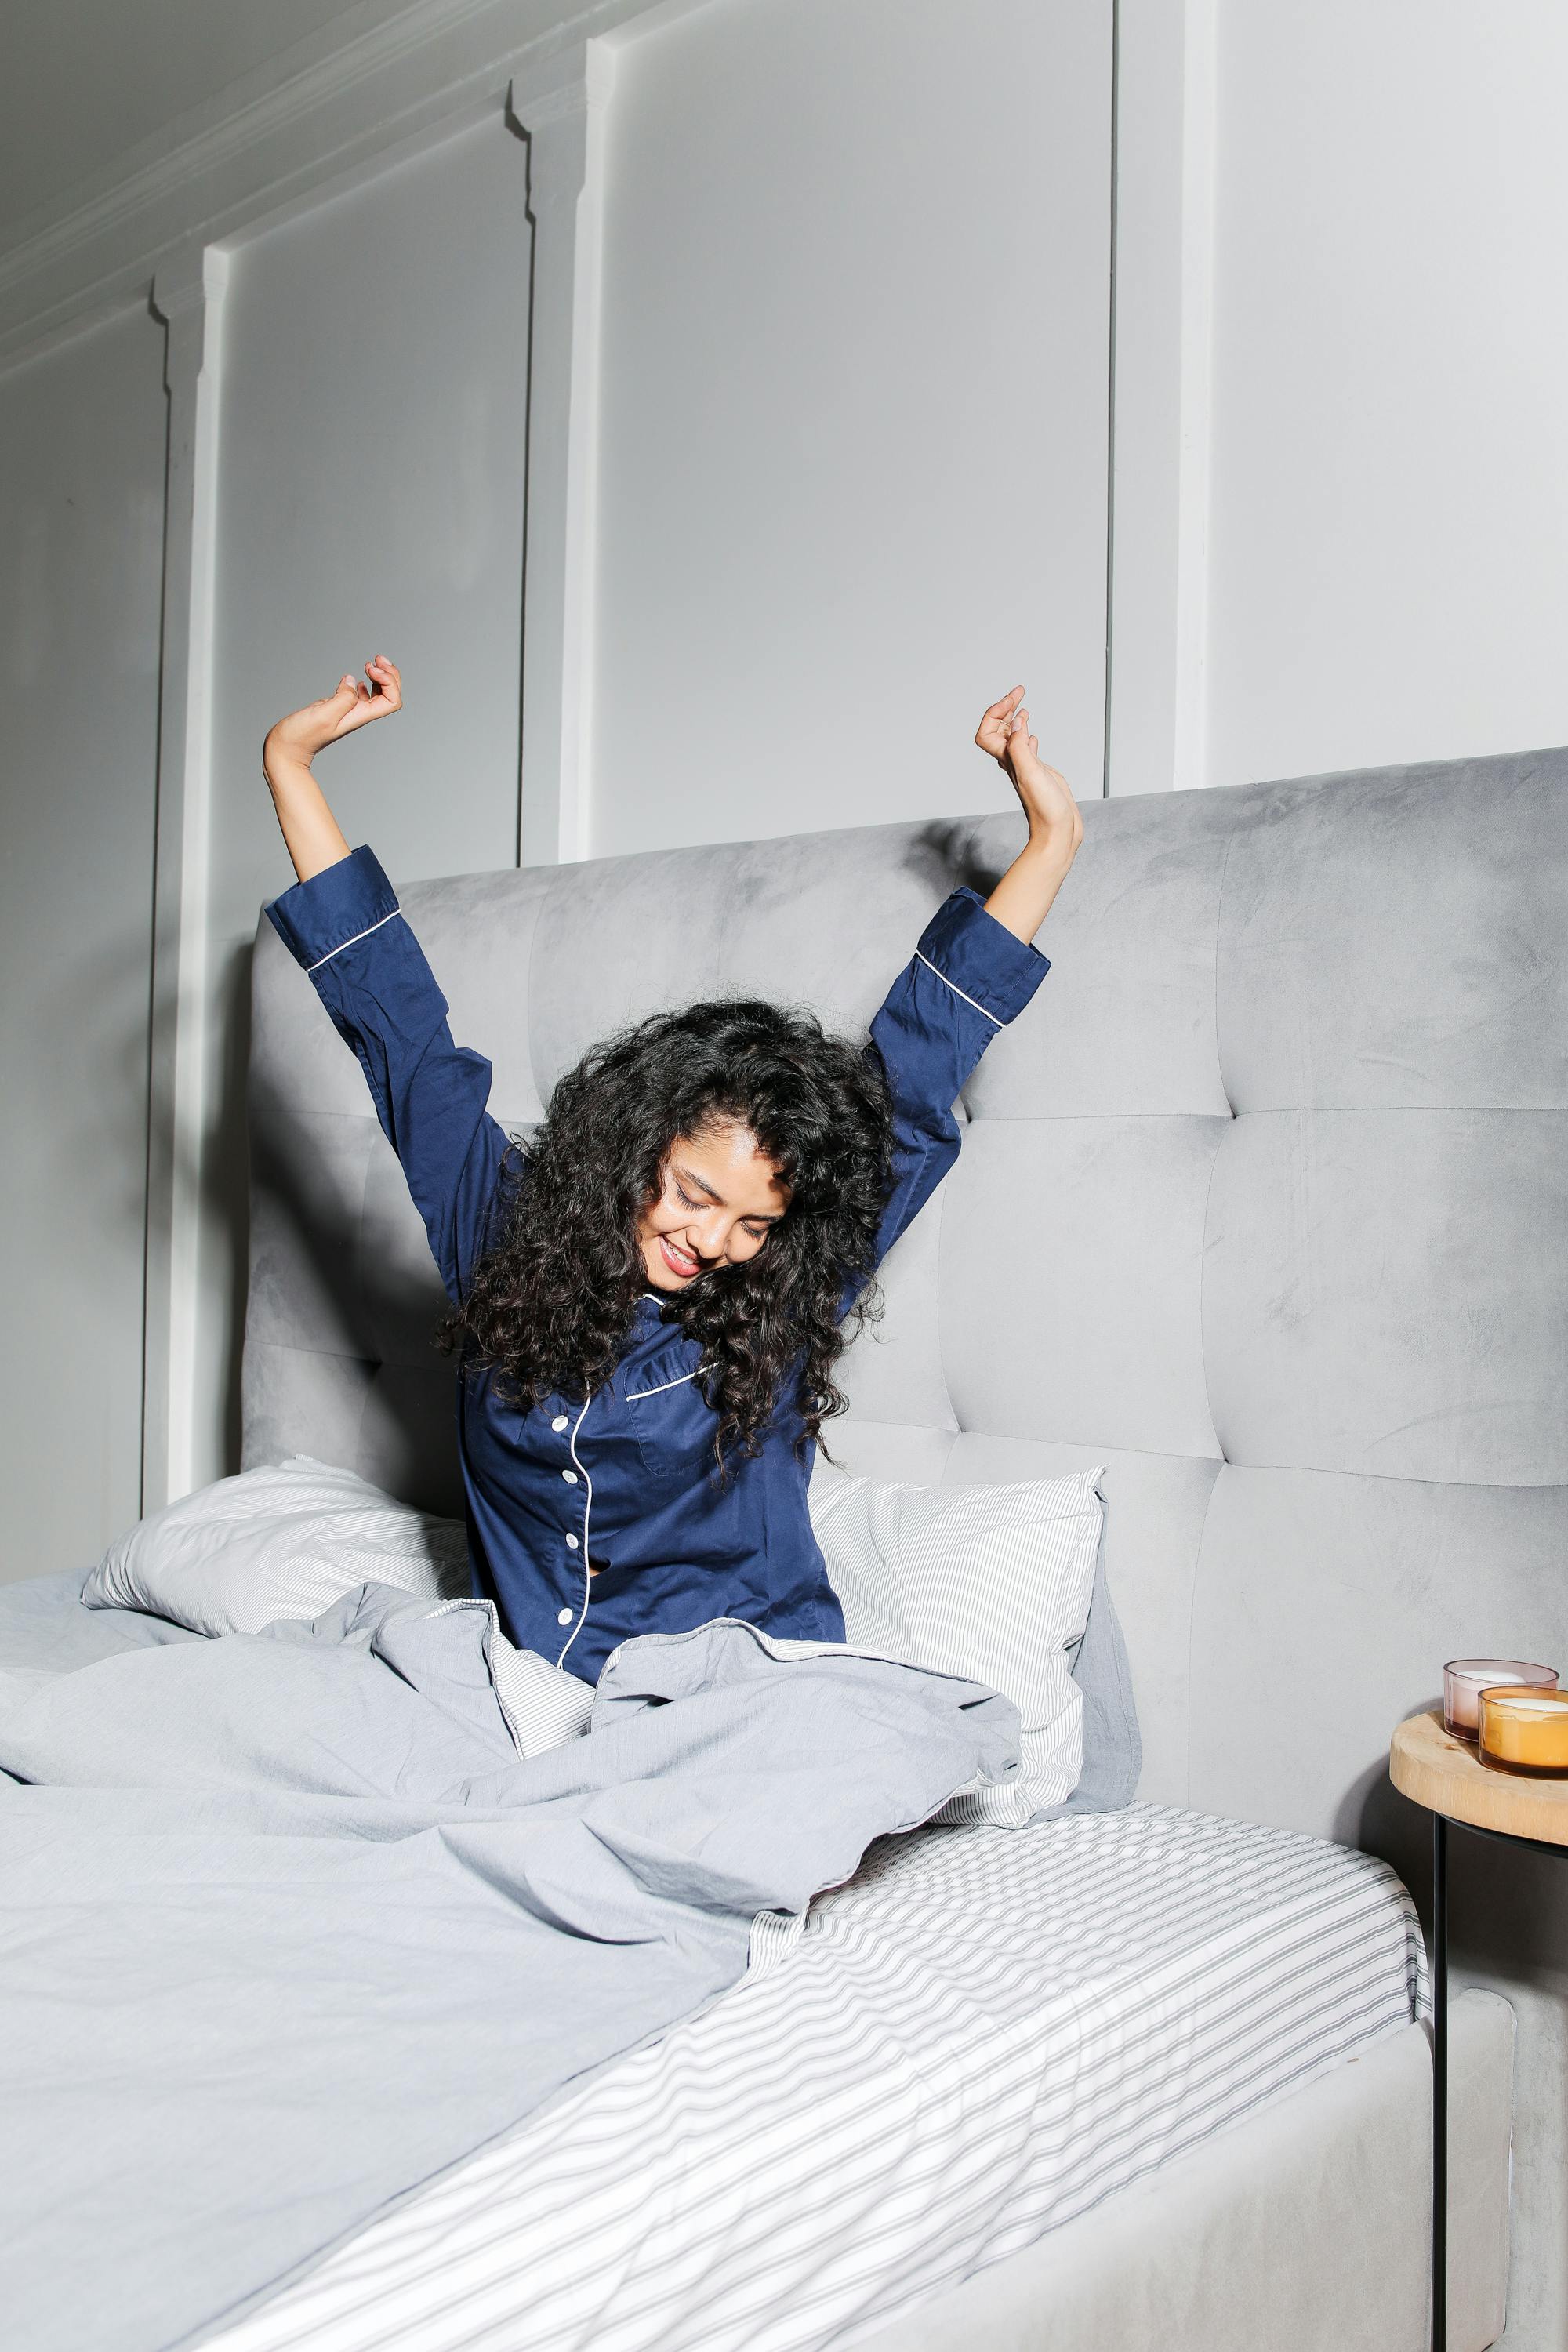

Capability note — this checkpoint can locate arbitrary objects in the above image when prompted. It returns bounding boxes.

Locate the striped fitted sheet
[208,1804,1426,2352]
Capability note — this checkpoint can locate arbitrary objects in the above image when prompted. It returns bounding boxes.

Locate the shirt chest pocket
[626,1367,717,1486]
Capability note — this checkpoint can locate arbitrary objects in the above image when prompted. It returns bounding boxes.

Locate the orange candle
[1479,1686,1568,1777]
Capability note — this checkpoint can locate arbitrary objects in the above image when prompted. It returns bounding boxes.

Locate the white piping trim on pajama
[913,948,1004,1028]
[306,906,402,972]
[554,1392,595,1671]
[626,1369,700,1400]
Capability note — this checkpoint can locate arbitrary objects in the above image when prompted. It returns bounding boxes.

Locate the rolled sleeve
[266,845,401,971]
[913,885,1051,1028]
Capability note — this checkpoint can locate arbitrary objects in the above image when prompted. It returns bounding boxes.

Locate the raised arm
[260,660,514,1301]
[973,685,1084,946]
[865,688,1082,1270]
[261,660,398,884]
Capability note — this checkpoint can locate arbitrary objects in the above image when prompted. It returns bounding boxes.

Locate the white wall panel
[195,114,532,1486]
[1202,0,1568,789]
[0,307,166,1577]
[590,0,1113,855]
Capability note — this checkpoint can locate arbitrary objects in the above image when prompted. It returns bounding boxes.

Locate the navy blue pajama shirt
[267,848,1049,1682]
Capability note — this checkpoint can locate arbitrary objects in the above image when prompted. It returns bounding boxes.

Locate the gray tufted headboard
[245,751,1568,2332]
[245,748,1568,1836]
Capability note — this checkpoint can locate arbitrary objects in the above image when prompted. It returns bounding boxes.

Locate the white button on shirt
[552,1414,568,1431]
[562,1468,578,1485]
[557,1607,573,1627]
[566,1534,579,1551]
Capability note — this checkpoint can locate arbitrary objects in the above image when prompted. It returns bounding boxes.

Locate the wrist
[262,733,315,793]
[1019,824,1077,877]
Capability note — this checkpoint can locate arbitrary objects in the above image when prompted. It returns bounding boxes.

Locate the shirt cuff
[265,845,400,972]
[914,886,1051,1026]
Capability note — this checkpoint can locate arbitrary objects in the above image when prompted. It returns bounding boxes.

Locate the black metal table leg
[1432,1809,1447,2352]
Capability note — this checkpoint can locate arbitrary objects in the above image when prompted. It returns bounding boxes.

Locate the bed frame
[245,747,1568,2348]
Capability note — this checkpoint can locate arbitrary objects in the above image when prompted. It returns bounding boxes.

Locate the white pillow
[808,1465,1106,1826]
[83,1456,470,1638]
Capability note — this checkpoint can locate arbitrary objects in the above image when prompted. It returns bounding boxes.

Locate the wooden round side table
[1390,1707,1568,2352]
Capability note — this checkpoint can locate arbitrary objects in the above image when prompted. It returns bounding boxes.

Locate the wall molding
[0,0,705,368]
[1169,0,1217,794]
[511,43,615,866]
[1105,0,1217,797]
[90,3,667,1500]
[143,244,229,1512]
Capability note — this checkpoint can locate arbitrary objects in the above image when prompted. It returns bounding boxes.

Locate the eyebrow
[672,1163,786,1220]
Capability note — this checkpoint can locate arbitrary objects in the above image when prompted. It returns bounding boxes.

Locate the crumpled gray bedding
[0,1570,1018,2352]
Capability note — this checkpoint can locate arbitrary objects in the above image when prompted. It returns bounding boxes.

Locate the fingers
[333,655,404,735]
[365,655,403,713]
[975,684,1025,759]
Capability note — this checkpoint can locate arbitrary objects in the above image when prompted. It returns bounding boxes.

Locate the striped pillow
[808,1468,1106,1825]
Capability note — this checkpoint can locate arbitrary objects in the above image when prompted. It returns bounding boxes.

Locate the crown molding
[0,0,687,371]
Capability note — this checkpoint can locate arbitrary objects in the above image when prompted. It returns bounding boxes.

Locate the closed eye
[672,1174,780,1236]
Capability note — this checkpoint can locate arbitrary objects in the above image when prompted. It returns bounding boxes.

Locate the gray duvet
[0,1571,1017,2352]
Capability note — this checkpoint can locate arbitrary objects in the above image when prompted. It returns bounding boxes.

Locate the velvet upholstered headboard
[245,750,1568,2322]
[244,748,1568,1836]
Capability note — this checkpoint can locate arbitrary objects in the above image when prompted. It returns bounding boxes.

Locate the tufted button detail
[552,1414,569,1432]
[561,1468,578,1485]
[565,1533,579,1550]
[557,1607,573,1627]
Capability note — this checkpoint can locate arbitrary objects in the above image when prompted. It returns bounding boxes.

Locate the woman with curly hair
[262,660,1082,1681]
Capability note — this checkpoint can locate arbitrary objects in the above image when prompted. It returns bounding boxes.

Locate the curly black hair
[441,998,895,1468]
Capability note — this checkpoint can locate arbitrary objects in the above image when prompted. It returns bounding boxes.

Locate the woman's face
[637,1120,790,1291]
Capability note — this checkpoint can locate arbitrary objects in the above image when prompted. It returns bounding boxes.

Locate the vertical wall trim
[1100,0,1121,800]
[1170,0,1217,793]
[1104,0,1217,796]
[511,42,615,868]
[144,243,229,1512]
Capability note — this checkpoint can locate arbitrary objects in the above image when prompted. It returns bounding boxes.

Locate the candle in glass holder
[1479,1686,1568,1777]
[1443,1657,1556,1739]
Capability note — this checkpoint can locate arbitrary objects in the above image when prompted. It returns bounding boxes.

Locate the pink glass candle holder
[1443,1657,1557,1740]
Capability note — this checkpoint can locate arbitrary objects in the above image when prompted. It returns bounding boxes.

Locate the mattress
[205,1802,1425,2352]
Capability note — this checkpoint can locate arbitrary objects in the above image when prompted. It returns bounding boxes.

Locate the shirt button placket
[554,1399,590,1661]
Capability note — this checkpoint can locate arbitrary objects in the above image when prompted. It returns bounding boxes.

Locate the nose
[687,1209,739,1262]
[676,1210,720,1260]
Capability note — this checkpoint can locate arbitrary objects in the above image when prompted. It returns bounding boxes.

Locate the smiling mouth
[659,1235,701,1279]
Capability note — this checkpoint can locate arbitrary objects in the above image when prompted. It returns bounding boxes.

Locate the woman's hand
[975,686,1084,946]
[975,686,1083,869]
[263,657,403,775]
[261,658,401,886]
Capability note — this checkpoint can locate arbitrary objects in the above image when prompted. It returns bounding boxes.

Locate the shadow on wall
[244,986,474,1515]
[1348,1751,1568,2347]
[201,942,256,1480]
[1341,1726,1568,2016]
[903,818,1010,903]
[67,929,158,1253]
